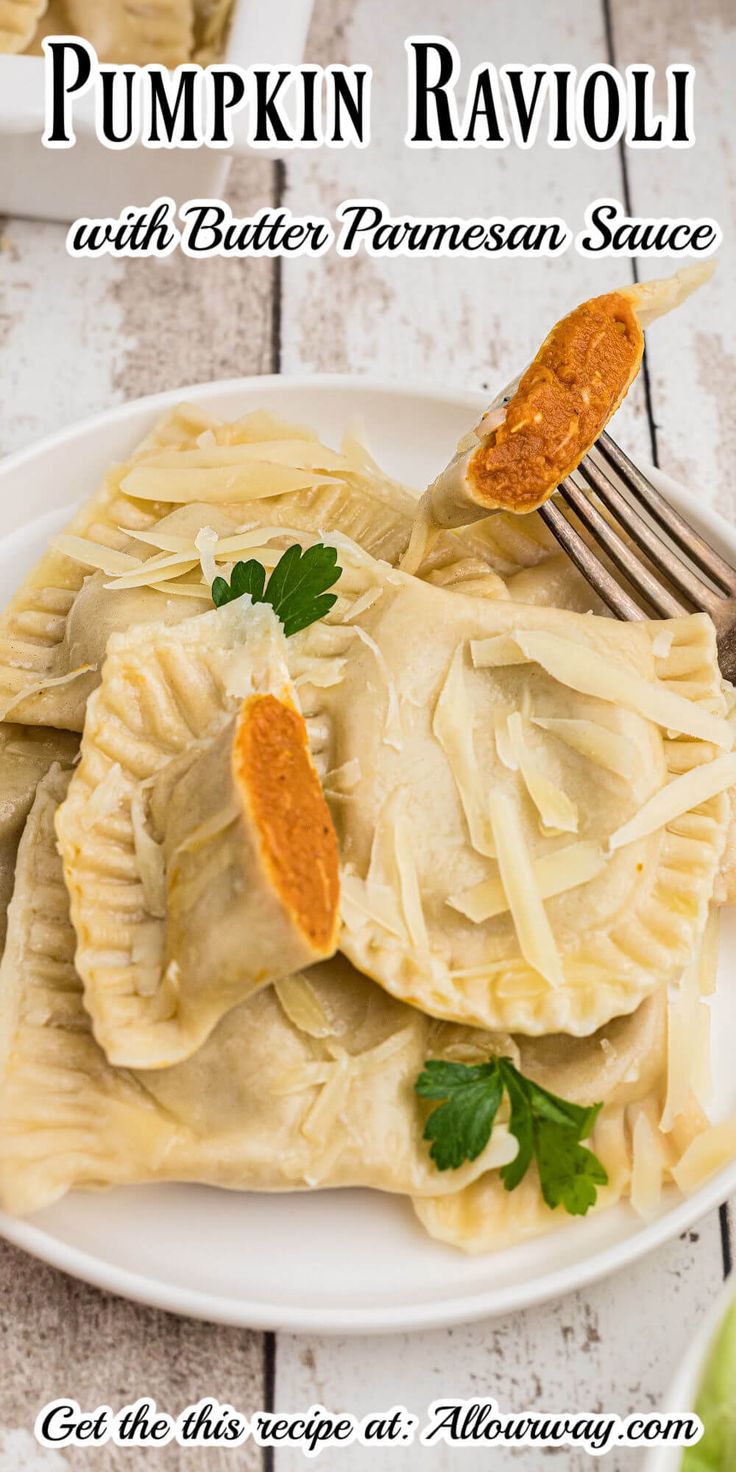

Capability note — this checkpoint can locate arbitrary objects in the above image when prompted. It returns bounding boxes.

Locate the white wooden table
[0,1,734,1467]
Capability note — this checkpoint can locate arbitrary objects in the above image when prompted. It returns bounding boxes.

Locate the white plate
[1,374,735,1335]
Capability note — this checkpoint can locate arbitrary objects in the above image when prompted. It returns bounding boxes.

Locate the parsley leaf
[416,1061,504,1171]
[415,1056,607,1217]
[212,558,266,608]
[211,543,341,636]
[262,542,341,636]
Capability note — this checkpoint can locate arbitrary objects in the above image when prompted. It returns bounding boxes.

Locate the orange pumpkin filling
[234,693,339,952]
[468,291,643,512]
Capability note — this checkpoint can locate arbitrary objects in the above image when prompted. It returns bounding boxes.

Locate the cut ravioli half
[56,599,339,1068]
[65,0,194,65]
[0,405,512,733]
[0,769,516,1217]
[298,570,733,1035]
[0,0,47,51]
[0,721,79,952]
[404,263,713,559]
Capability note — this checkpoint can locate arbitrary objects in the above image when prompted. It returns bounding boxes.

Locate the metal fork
[538,433,736,681]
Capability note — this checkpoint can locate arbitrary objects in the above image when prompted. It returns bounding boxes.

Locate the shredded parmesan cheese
[205,525,310,555]
[50,535,142,575]
[0,664,96,721]
[532,716,636,780]
[487,790,564,988]
[130,786,167,919]
[472,629,733,747]
[672,1119,736,1192]
[340,870,406,940]
[351,624,402,751]
[630,1104,665,1218]
[660,951,711,1132]
[448,840,605,923]
[274,974,336,1038]
[699,908,720,997]
[493,707,518,771]
[608,753,736,852]
[470,633,527,667]
[77,762,128,833]
[120,462,327,504]
[343,586,384,622]
[393,814,430,953]
[142,581,210,600]
[105,550,202,590]
[223,603,291,701]
[433,646,495,857]
[139,440,349,472]
[506,712,578,833]
[399,497,437,575]
[119,526,194,553]
[300,1050,351,1145]
[194,526,219,586]
[271,1063,334,1095]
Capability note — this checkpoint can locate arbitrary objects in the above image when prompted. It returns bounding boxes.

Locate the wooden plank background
[0,1,734,1467]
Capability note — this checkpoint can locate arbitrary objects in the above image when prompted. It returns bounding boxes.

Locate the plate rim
[1,370,734,1335]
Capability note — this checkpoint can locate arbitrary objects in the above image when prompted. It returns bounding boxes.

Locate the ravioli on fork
[403,263,714,568]
[56,601,340,1067]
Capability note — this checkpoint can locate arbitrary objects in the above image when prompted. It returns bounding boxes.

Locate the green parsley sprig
[415,1057,607,1216]
[212,542,342,637]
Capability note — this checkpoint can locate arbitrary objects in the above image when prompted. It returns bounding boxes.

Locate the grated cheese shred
[433,646,495,857]
[608,753,736,852]
[532,716,636,780]
[487,790,564,988]
[471,629,733,747]
[351,624,402,750]
[505,712,578,833]
[274,974,336,1039]
[0,663,96,722]
[448,841,605,923]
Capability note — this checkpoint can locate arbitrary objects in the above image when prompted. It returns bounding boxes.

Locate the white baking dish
[0,0,314,223]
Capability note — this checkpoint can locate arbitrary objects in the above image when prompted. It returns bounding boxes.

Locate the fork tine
[597,433,736,595]
[558,481,688,618]
[576,456,722,615]
[538,501,647,621]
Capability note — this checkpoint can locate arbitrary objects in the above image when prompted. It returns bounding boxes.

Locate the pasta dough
[299,570,733,1034]
[57,600,341,1068]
